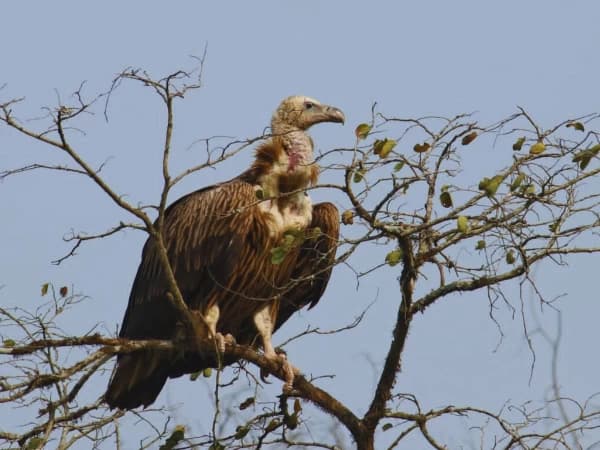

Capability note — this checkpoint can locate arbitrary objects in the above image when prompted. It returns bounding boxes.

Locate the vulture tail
[104,351,168,410]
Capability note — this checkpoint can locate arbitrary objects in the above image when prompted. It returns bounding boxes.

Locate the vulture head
[271,96,345,134]
[251,96,344,192]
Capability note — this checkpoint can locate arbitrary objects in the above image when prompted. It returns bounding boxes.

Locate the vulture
[105,96,344,409]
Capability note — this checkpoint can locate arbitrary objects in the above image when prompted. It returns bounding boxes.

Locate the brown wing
[275,202,340,332]
[105,179,272,409]
[119,180,268,338]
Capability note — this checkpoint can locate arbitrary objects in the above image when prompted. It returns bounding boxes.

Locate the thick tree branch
[362,237,417,441]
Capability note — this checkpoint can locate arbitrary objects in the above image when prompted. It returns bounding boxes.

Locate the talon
[280,356,299,393]
[260,367,272,384]
[253,306,299,392]
[282,362,295,393]
[262,350,299,393]
[214,332,226,354]
[214,332,236,353]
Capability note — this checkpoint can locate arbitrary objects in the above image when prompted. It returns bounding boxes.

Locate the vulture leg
[202,304,227,353]
[253,304,277,357]
[253,304,298,391]
[204,304,220,337]
[200,304,236,354]
[214,333,226,354]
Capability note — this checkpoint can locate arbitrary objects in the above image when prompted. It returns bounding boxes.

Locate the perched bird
[104,96,344,409]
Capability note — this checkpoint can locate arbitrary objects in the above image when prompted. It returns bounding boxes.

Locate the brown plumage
[105,96,344,409]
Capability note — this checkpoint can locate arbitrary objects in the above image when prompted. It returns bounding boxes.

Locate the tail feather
[104,352,169,410]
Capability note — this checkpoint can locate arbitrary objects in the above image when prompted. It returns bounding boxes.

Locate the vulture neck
[246,125,319,198]
[237,123,319,236]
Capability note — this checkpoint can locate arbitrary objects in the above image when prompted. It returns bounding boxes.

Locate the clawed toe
[222,333,236,345]
[261,350,299,393]
[280,354,299,394]
[214,333,226,353]
[260,367,272,384]
[213,332,236,353]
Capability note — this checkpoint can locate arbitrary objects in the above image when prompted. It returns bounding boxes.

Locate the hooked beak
[305,103,345,128]
[319,104,345,125]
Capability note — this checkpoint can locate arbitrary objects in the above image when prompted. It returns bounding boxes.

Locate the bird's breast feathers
[256,189,313,239]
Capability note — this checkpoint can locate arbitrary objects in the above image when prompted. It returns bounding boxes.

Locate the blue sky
[2,1,600,448]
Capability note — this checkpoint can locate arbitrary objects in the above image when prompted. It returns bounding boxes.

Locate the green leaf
[479,175,503,197]
[572,144,600,170]
[588,144,600,154]
[475,240,486,250]
[189,368,211,381]
[288,230,306,247]
[373,138,397,158]
[506,250,516,264]
[461,131,477,145]
[457,216,469,233]
[234,425,250,439]
[305,226,321,241]
[487,175,503,196]
[574,153,592,170]
[382,423,393,431]
[529,141,546,155]
[385,248,403,267]
[3,339,16,348]
[24,437,44,450]
[239,397,255,410]
[355,123,372,140]
[549,222,560,233]
[235,425,250,439]
[393,161,405,172]
[159,425,185,450]
[282,230,300,244]
[413,142,431,153]
[512,136,526,151]
[271,233,298,265]
[520,184,536,195]
[189,371,201,381]
[265,418,281,433]
[270,246,288,265]
[478,177,490,191]
[566,121,585,132]
[510,173,525,191]
[41,282,50,296]
[439,191,453,208]
[353,169,365,183]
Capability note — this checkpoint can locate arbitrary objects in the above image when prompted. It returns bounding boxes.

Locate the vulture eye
[304,102,314,110]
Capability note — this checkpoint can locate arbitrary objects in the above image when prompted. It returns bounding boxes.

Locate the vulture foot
[280,355,299,394]
[214,332,235,354]
[260,348,299,393]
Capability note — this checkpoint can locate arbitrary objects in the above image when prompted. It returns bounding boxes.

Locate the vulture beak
[302,103,345,128]
[315,104,345,125]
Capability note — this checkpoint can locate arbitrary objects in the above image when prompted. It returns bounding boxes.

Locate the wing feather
[275,202,340,331]
[119,180,265,340]
[106,180,274,408]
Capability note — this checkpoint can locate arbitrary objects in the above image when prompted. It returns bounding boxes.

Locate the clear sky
[2,1,599,448]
